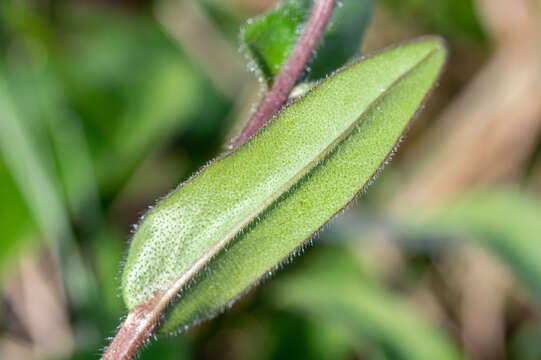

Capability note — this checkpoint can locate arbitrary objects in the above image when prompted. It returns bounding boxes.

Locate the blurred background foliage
[0,0,540,359]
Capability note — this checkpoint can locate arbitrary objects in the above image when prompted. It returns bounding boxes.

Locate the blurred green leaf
[0,73,71,247]
[2,5,230,199]
[426,189,541,297]
[58,10,229,194]
[0,160,34,279]
[118,38,448,331]
[4,58,103,222]
[381,0,485,44]
[323,189,541,301]
[256,309,356,360]
[98,55,203,192]
[270,247,464,359]
[0,72,93,306]
[241,0,372,84]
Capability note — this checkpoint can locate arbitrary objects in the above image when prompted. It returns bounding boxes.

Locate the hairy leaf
[121,38,447,331]
[241,0,372,84]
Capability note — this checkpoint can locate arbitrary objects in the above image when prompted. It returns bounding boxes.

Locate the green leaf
[0,160,35,280]
[425,189,541,297]
[58,10,229,193]
[121,38,447,331]
[270,246,464,360]
[0,72,94,306]
[98,55,203,191]
[0,74,71,247]
[321,189,541,302]
[241,0,372,84]
[381,0,485,44]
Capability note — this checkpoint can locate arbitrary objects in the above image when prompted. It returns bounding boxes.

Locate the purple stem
[234,0,337,148]
[101,2,337,359]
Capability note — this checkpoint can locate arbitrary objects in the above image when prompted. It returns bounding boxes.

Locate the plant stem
[101,291,170,360]
[102,2,336,359]
[234,0,337,148]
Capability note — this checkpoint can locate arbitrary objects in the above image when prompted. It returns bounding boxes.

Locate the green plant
[4,1,541,359]
[98,1,446,358]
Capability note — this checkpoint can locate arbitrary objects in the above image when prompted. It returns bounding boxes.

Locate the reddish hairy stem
[102,2,336,359]
[101,293,166,360]
[234,0,337,148]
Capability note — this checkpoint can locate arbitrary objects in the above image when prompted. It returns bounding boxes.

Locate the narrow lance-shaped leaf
[121,37,447,332]
[241,0,372,84]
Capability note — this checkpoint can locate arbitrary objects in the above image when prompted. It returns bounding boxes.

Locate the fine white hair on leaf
[119,37,447,336]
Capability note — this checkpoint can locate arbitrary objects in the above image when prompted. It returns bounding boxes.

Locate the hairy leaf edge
[121,36,448,324]
[157,37,448,332]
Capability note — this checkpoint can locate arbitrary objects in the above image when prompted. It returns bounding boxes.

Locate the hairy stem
[101,292,167,360]
[234,0,337,148]
[102,1,336,359]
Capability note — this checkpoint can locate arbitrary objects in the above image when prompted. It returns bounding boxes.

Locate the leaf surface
[121,38,447,330]
[241,0,372,83]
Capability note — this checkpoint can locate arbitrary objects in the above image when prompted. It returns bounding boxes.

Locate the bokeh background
[1,0,541,359]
